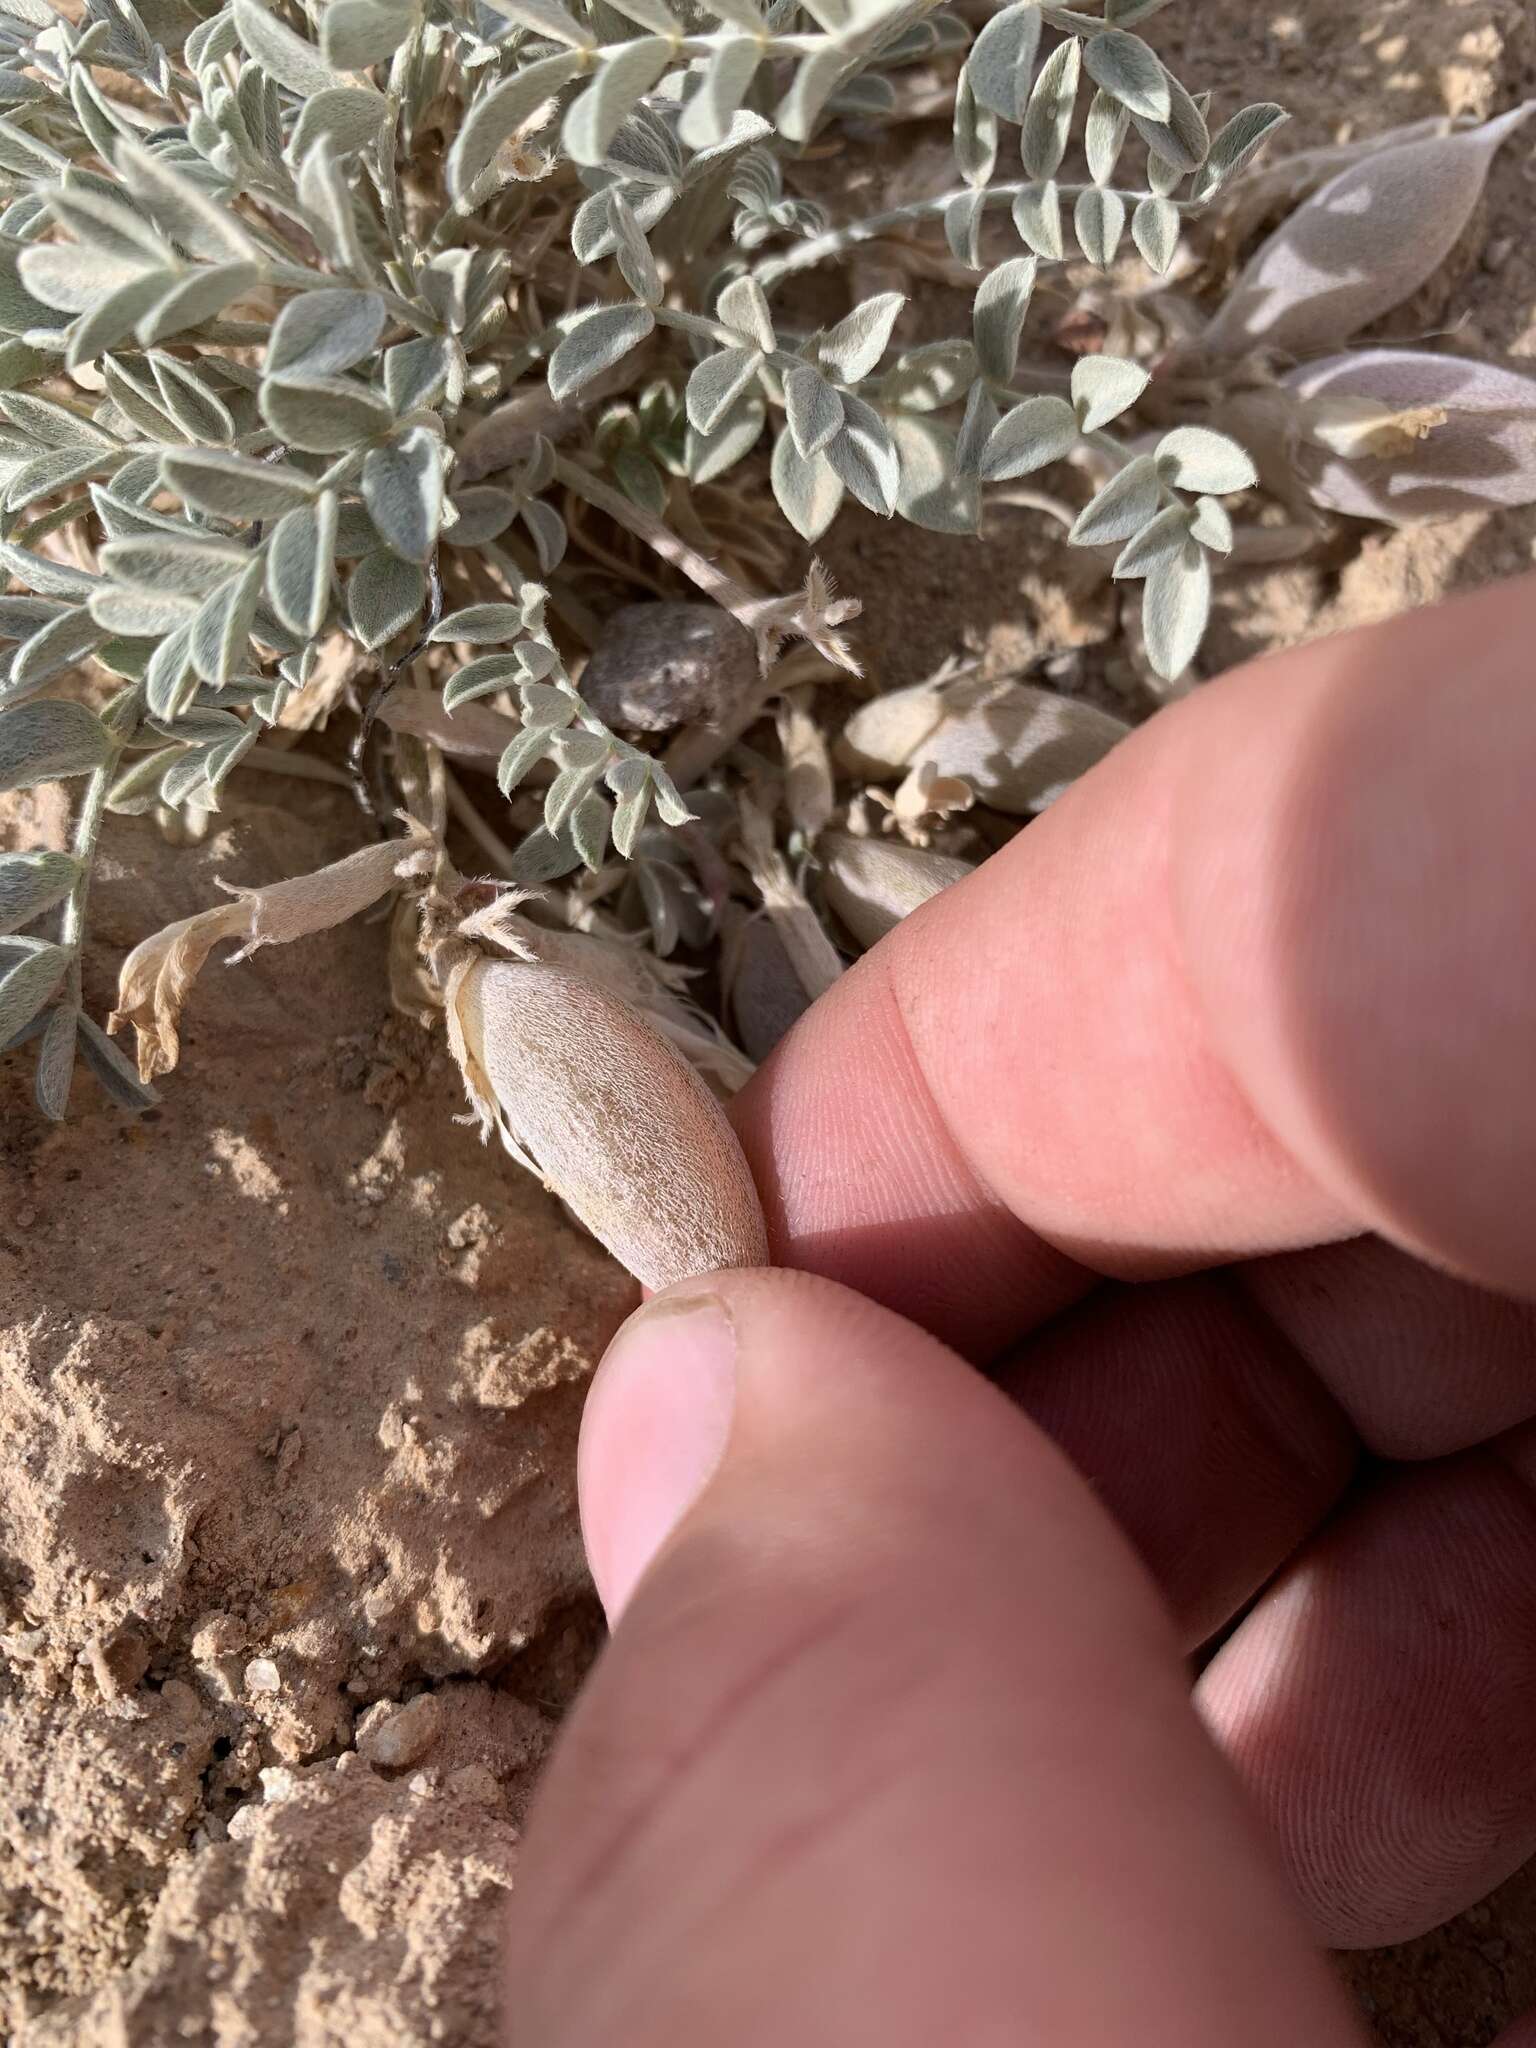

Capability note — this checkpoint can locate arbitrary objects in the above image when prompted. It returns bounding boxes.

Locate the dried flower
[871,759,977,846]
[110,824,434,1081]
[747,563,864,676]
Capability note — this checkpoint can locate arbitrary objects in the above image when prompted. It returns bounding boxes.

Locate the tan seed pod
[906,683,1128,815]
[820,832,973,951]
[1203,103,1535,361]
[839,679,950,778]
[841,677,1127,815]
[380,687,518,760]
[447,954,768,1289]
[1285,348,1536,522]
[464,902,755,1093]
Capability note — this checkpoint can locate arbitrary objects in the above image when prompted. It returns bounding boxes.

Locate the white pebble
[357,1690,441,1768]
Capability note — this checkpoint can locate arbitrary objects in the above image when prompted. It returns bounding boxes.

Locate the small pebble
[196,1656,245,1705]
[244,1657,281,1696]
[86,1627,150,1704]
[226,1802,262,1842]
[578,601,756,735]
[191,1613,246,1661]
[447,1763,500,1805]
[357,1690,441,1769]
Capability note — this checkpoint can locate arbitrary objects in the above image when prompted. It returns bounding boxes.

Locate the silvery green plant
[0,0,1531,1146]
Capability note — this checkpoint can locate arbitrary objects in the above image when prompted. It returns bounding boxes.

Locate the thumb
[504,1271,1363,2048]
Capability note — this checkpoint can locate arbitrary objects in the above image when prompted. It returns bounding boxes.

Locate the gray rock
[579,601,757,735]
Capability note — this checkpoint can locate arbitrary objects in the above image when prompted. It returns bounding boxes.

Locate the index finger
[732,574,1536,1358]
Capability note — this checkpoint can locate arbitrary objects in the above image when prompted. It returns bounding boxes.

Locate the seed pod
[839,679,950,778]
[777,696,835,843]
[447,954,768,1289]
[820,832,973,950]
[579,600,758,735]
[908,683,1128,815]
[491,911,755,1093]
[842,678,1127,814]
[1203,103,1535,359]
[1285,349,1536,522]
[724,914,813,1062]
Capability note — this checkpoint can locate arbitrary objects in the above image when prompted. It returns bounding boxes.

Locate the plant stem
[444,767,520,874]
[550,453,763,625]
[662,645,836,789]
[753,182,1195,288]
[1085,429,1134,469]
[997,361,1074,395]
[652,305,743,349]
[58,745,120,1012]
[267,263,438,337]
[736,792,842,1003]
[483,537,606,647]
[989,486,1078,528]
[369,136,419,292]
[239,745,356,787]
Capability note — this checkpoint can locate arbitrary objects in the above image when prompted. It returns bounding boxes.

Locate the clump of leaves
[0,0,1531,1273]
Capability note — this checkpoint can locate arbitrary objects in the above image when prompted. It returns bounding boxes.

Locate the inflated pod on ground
[446,953,767,1289]
[839,681,950,779]
[907,685,1129,815]
[820,832,974,950]
[1284,348,1536,522]
[842,681,1129,816]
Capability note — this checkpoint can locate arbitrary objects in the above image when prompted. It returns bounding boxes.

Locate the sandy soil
[1,785,634,2041]
[2,1,1535,2041]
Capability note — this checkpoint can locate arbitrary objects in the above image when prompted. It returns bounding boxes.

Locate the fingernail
[578,1292,738,1623]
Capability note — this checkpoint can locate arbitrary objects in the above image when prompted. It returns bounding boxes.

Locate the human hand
[504,576,1536,2047]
